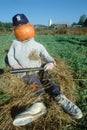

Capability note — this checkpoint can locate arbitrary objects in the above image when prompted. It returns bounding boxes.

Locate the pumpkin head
[14,23,35,41]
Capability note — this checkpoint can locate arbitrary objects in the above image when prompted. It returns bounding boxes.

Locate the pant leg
[39,70,61,98]
[23,74,45,95]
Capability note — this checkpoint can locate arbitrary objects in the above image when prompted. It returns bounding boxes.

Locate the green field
[0,33,87,129]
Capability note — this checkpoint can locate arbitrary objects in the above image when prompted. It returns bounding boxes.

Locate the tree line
[0,22,12,32]
[72,14,87,27]
[0,14,87,33]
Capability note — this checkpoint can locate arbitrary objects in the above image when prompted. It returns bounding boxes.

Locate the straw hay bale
[0,58,77,130]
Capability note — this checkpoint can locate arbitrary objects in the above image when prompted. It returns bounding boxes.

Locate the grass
[0,33,15,68]
[35,34,87,129]
[0,33,87,130]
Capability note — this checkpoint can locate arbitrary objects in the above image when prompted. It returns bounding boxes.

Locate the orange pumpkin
[14,23,35,41]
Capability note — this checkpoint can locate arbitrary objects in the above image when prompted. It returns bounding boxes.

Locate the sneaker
[13,102,46,126]
[55,94,83,119]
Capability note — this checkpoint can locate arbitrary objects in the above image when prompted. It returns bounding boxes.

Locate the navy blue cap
[12,14,29,26]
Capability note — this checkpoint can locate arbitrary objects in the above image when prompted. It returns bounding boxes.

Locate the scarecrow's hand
[44,62,55,71]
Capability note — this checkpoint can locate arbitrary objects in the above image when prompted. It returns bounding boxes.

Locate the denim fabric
[23,70,60,97]
[23,74,41,85]
[39,70,60,97]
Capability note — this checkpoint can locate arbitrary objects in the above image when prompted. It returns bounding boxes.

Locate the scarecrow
[7,14,83,126]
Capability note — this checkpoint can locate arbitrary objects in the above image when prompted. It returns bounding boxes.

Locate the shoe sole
[72,111,83,119]
[13,103,46,126]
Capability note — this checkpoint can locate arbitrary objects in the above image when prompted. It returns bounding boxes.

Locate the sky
[0,0,87,25]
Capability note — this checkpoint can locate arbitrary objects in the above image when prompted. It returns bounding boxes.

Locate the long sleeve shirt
[7,38,54,68]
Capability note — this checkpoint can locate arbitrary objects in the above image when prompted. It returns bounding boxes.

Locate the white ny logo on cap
[16,15,21,21]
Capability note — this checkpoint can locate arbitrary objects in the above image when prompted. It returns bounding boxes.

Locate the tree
[71,22,78,27]
[83,18,87,27]
[0,21,12,32]
[78,14,87,25]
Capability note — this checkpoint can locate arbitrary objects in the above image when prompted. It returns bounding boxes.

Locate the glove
[44,62,55,71]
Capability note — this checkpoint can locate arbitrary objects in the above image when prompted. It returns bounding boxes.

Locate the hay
[0,58,77,130]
